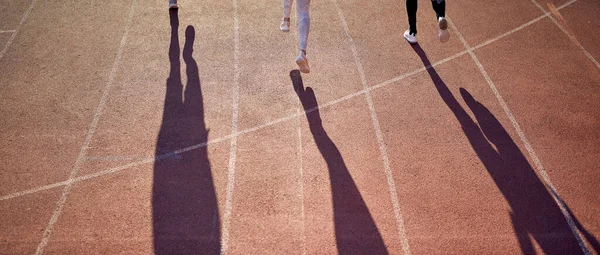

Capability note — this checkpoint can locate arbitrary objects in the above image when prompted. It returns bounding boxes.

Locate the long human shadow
[291,70,388,254]
[152,10,220,254]
[411,43,597,255]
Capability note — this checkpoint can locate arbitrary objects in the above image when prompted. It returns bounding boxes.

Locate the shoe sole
[296,58,310,73]
[439,30,450,43]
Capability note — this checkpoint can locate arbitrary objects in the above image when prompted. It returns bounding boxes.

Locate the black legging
[407,0,446,35]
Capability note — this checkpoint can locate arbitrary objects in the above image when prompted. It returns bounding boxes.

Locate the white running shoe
[404,30,417,44]
[438,17,450,43]
[280,19,290,32]
[296,51,310,74]
[169,0,178,9]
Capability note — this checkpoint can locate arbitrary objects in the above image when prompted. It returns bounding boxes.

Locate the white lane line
[0,180,71,201]
[85,155,137,161]
[0,30,17,33]
[408,232,581,239]
[473,0,576,51]
[33,1,137,254]
[220,0,241,252]
[293,6,307,250]
[529,0,599,69]
[332,0,411,254]
[558,0,578,9]
[578,45,600,69]
[1,2,580,202]
[472,13,550,51]
[297,108,307,255]
[0,0,37,60]
[371,50,470,91]
[447,16,591,255]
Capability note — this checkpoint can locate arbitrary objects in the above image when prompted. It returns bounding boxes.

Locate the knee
[298,11,310,21]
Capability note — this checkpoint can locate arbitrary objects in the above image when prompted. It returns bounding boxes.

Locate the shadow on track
[410,43,595,255]
[291,70,388,254]
[152,10,220,254]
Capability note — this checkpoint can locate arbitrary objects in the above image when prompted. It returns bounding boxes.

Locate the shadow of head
[185,25,195,41]
[459,88,476,106]
[183,25,195,56]
[460,87,508,146]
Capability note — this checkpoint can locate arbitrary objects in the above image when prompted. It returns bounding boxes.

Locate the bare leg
[283,0,294,18]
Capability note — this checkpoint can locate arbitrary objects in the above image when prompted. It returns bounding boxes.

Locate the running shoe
[404,30,417,44]
[296,51,310,74]
[438,17,450,43]
[280,19,290,32]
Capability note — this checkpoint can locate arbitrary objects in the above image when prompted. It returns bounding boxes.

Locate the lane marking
[220,0,241,252]
[0,30,17,33]
[447,16,591,255]
[297,108,307,255]
[34,1,137,254]
[0,0,36,60]
[0,0,38,60]
[0,0,581,202]
[473,0,576,51]
[545,1,600,69]
[332,0,411,254]
[531,0,599,68]
[408,232,582,239]
[293,4,307,250]
[85,155,137,161]
[0,180,71,201]
[371,50,469,91]
[547,2,581,47]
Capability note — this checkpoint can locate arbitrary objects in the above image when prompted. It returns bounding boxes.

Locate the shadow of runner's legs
[461,88,583,255]
[291,70,388,254]
[152,11,220,254]
[409,43,583,254]
[564,204,600,253]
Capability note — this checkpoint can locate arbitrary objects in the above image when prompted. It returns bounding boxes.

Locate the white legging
[283,0,310,51]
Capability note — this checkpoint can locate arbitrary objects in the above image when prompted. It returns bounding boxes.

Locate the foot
[404,30,417,44]
[296,51,310,74]
[438,17,450,43]
[280,19,290,32]
[169,0,178,9]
